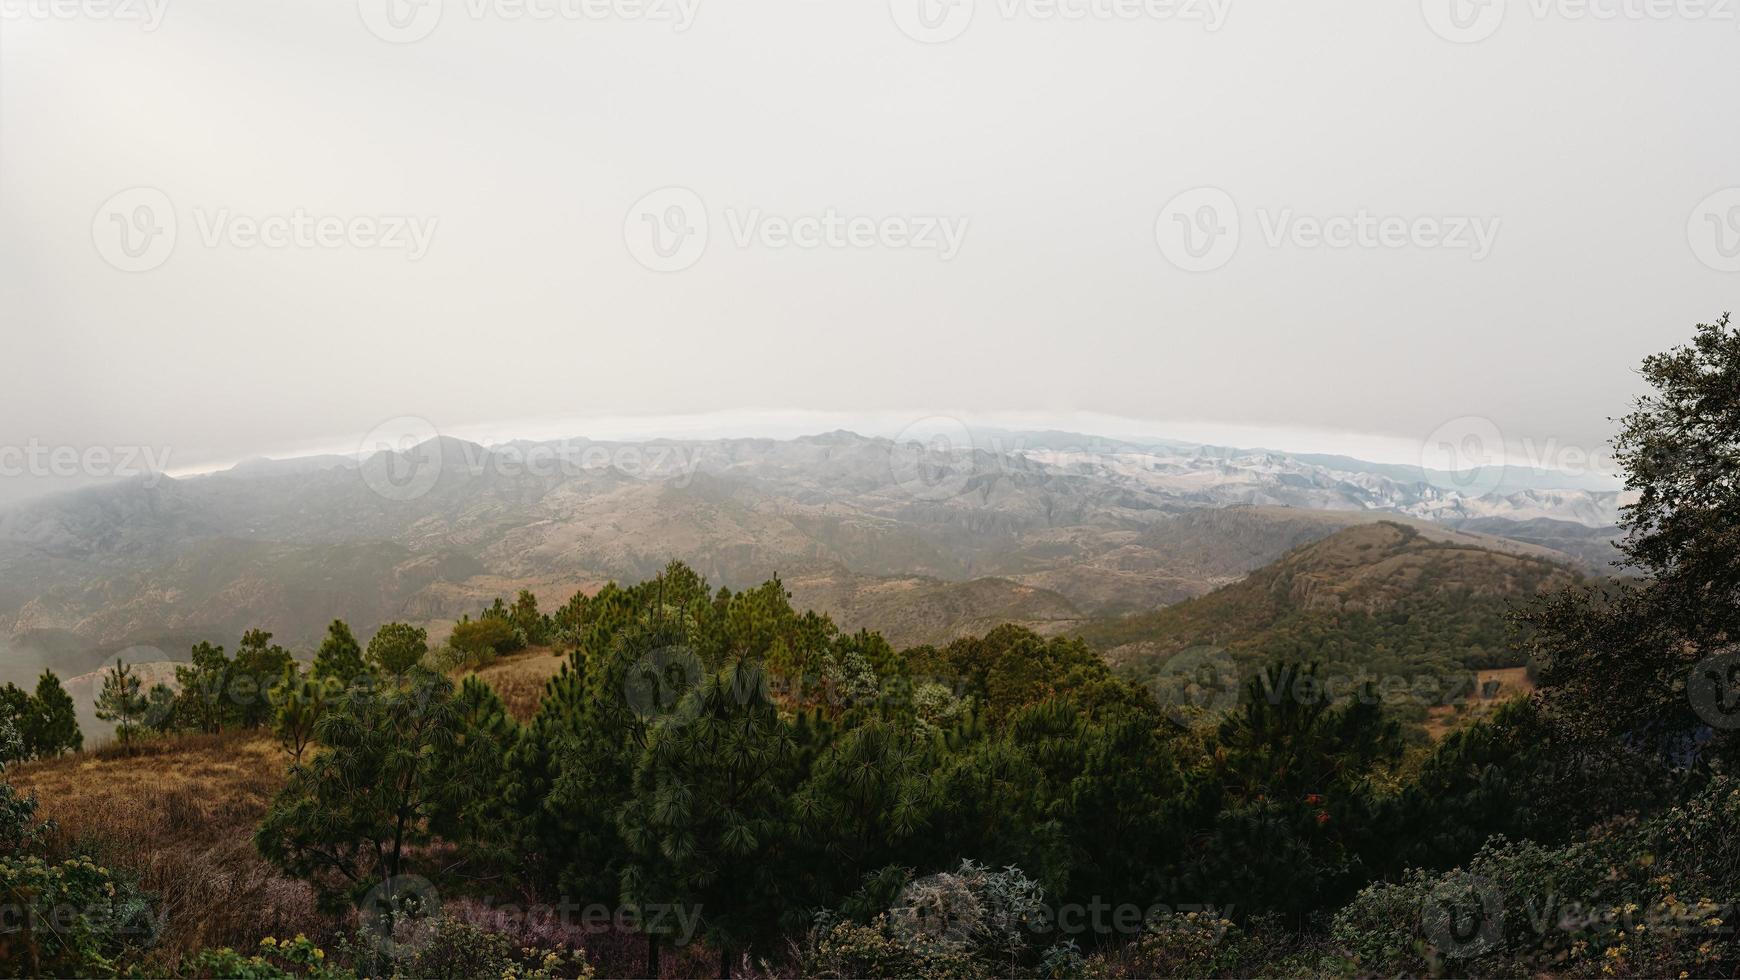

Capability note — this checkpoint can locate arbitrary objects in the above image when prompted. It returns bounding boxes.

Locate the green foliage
[0,673,83,761]
[905,626,1150,729]
[366,622,429,676]
[618,660,802,961]
[312,620,367,686]
[1334,776,1740,977]
[180,935,354,980]
[1518,312,1740,764]
[232,630,296,729]
[805,860,1083,980]
[1179,663,1403,923]
[449,615,520,667]
[255,668,513,910]
[1376,696,1662,875]
[0,854,155,977]
[271,668,326,765]
[94,658,148,747]
[142,683,179,735]
[508,588,552,647]
[337,914,595,980]
[24,672,81,758]
[175,641,235,734]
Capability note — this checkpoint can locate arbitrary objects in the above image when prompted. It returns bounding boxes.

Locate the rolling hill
[1080,522,1582,736]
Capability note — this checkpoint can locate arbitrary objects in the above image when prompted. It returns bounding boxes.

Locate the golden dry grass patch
[464,646,567,721]
[9,730,326,969]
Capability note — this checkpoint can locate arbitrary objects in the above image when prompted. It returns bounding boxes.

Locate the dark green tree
[22,672,81,758]
[142,683,179,735]
[256,669,492,909]
[449,616,518,666]
[1519,313,1740,765]
[1181,662,1403,922]
[232,630,295,729]
[619,660,800,977]
[94,659,148,749]
[0,686,29,765]
[272,667,325,765]
[312,619,367,686]
[175,641,234,734]
[367,623,429,678]
[509,589,550,647]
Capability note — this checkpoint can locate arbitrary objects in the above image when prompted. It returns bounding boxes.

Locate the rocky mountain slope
[0,431,1619,679]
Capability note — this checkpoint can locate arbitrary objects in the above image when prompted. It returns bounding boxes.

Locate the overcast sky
[2,0,1737,502]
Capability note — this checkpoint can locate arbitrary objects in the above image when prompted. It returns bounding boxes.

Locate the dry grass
[1421,666,1538,740]
[8,730,329,970]
[465,646,567,721]
[0,652,577,971]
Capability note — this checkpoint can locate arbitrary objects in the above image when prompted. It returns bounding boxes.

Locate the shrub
[0,854,156,977]
[339,914,595,980]
[1332,776,1740,978]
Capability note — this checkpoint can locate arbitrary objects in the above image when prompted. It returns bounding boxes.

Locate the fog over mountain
[0,426,1624,682]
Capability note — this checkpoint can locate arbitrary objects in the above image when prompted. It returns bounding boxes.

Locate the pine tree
[26,672,81,757]
[142,683,179,735]
[232,630,294,728]
[175,641,234,734]
[619,660,800,976]
[94,659,148,749]
[272,667,325,765]
[0,687,29,766]
[312,619,367,686]
[367,623,428,678]
[257,668,470,910]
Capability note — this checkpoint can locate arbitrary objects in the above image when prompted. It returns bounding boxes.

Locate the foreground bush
[1333,777,1740,978]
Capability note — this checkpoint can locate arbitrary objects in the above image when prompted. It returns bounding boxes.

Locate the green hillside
[1079,522,1582,734]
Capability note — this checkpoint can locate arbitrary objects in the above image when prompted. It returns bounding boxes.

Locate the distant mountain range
[0,429,1626,683]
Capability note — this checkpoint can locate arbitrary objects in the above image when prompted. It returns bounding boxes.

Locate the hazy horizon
[5,1,1728,503]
